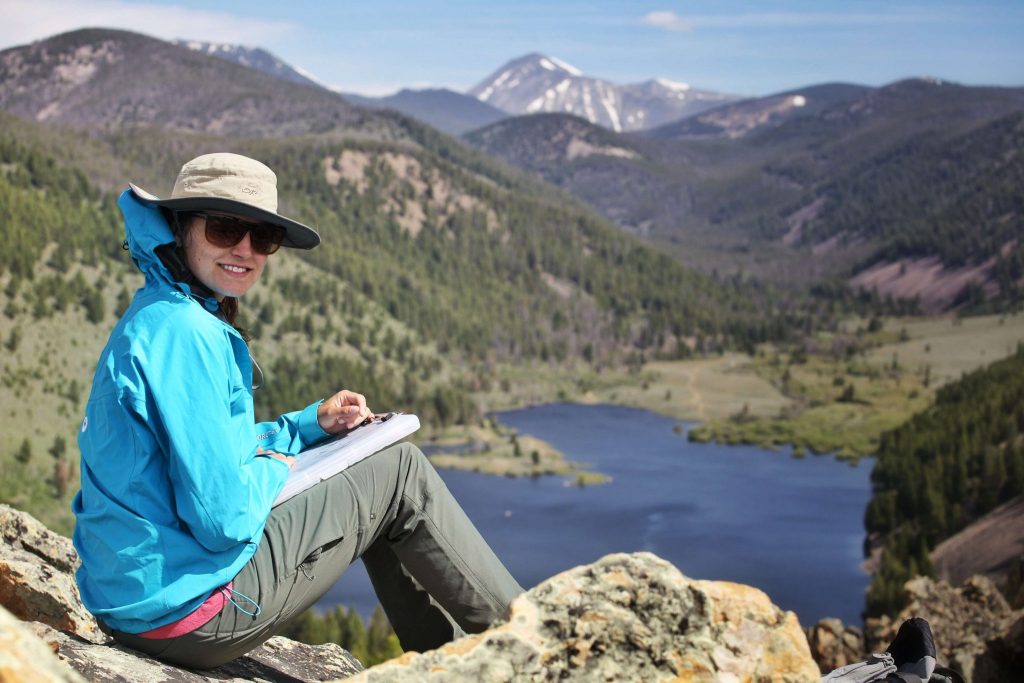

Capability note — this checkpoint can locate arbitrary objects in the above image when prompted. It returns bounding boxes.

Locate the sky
[2,0,1022,97]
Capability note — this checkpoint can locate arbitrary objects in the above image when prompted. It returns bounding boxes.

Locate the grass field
[478,313,1024,461]
[863,313,1024,386]
[685,313,1024,458]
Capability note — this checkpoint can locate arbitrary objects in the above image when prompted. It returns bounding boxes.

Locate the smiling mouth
[219,264,251,274]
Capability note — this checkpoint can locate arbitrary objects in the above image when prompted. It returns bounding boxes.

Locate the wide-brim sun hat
[129,152,320,249]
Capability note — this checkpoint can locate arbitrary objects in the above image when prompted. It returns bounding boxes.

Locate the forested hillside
[790,113,1024,281]
[864,345,1024,615]
[466,80,1024,308]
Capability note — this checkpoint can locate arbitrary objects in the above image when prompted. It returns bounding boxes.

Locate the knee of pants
[397,442,444,492]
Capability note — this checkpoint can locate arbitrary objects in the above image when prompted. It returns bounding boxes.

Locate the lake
[317,403,873,625]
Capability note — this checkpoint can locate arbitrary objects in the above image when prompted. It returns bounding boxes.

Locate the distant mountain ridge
[646,83,872,140]
[172,40,507,136]
[469,53,738,132]
[466,78,1024,307]
[342,88,508,136]
[173,39,327,90]
[167,42,738,135]
[0,28,366,137]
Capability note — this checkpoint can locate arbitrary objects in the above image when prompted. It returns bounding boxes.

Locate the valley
[1,25,1022,640]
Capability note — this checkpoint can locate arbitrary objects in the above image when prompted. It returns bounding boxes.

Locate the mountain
[172,41,507,136]
[174,39,327,90]
[646,83,871,140]
[469,53,737,132]
[466,79,1024,307]
[0,28,368,137]
[342,88,508,136]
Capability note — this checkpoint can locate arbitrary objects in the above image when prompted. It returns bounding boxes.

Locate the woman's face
[181,215,269,300]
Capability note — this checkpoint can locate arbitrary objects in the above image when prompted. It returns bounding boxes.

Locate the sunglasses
[192,212,285,255]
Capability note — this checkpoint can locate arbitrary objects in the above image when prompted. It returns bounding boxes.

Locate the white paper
[273,413,420,506]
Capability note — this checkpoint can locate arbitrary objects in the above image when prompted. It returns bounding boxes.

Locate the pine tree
[15,438,32,464]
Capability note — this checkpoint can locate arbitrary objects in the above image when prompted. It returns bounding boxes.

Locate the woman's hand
[318,389,374,434]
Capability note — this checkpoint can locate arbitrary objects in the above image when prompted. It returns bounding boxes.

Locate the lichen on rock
[349,552,820,682]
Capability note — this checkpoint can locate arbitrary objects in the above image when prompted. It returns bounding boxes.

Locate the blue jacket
[72,190,328,633]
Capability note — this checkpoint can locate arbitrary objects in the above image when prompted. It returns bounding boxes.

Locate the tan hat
[129,152,320,249]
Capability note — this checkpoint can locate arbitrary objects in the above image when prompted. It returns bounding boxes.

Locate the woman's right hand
[317,389,374,434]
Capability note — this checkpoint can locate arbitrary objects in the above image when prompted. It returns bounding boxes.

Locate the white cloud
[641,11,694,33]
[0,0,297,51]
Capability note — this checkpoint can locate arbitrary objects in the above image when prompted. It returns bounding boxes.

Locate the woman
[72,153,522,669]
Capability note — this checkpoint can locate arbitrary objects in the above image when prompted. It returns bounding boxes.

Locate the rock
[805,617,866,673]
[0,504,104,643]
[1005,554,1024,609]
[867,574,1024,682]
[0,503,364,682]
[348,552,820,682]
[42,624,364,682]
[0,605,86,683]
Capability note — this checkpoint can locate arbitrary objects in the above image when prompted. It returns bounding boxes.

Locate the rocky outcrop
[865,574,1024,682]
[0,605,86,683]
[0,504,103,643]
[350,552,820,682]
[29,620,365,682]
[805,617,866,674]
[0,504,364,682]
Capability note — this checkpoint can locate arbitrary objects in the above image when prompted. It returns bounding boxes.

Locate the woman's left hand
[318,389,374,434]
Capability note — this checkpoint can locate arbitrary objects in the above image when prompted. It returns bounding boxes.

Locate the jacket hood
[119,187,177,287]
[119,187,220,312]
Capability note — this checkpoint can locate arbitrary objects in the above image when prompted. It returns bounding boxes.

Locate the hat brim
[129,183,320,250]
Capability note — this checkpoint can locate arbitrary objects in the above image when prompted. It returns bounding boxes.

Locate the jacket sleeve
[144,315,289,553]
[254,401,330,455]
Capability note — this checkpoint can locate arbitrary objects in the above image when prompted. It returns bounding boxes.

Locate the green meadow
[468,313,1024,463]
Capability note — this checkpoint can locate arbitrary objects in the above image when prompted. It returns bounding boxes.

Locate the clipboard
[273,412,420,506]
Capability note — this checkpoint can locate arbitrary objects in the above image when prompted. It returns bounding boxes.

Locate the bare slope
[931,495,1024,588]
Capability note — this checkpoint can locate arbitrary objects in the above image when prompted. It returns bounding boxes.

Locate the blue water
[317,403,873,624]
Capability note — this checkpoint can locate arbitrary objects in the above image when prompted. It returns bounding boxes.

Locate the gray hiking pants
[106,442,524,669]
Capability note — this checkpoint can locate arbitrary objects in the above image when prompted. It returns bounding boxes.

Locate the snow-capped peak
[469,53,738,132]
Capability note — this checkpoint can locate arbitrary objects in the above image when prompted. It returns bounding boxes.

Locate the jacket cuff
[298,400,330,446]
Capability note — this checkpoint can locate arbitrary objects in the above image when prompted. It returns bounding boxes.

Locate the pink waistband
[137,581,233,640]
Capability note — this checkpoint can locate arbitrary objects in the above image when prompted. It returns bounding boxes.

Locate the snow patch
[548,56,582,76]
[478,69,513,101]
[525,95,547,113]
[292,64,329,88]
[792,95,807,107]
[655,77,690,92]
[597,81,621,132]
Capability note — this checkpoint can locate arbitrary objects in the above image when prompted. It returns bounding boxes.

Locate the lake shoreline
[321,403,874,625]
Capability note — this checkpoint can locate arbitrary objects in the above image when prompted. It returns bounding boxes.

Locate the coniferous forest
[864,344,1024,616]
